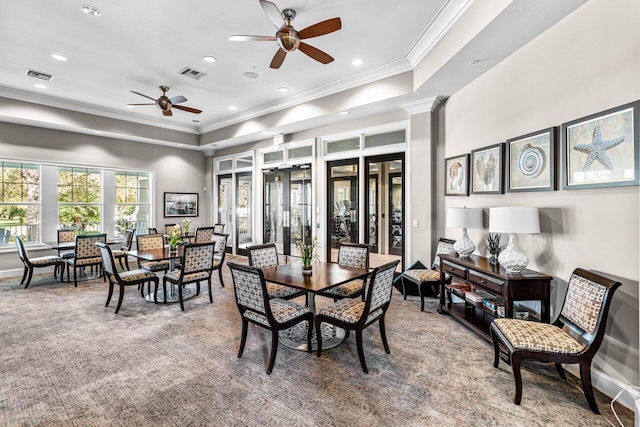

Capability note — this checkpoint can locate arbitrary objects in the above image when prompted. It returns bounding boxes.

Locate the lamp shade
[489,207,540,234]
[446,207,483,229]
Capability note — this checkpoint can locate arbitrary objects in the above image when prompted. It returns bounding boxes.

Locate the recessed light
[243,72,259,80]
[34,83,47,89]
[277,87,289,93]
[339,111,350,116]
[203,56,217,63]
[51,54,67,62]
[80,5,101,16]
[352,58,364,66]
[229,106,237,110]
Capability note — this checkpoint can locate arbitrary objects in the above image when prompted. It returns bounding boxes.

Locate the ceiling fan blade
[298,18,342,39]
[126,103,155,106]
[169,95,187,104]
[229,35,277,42]
[270,49,287,69]
[298,42,334,64]
[130,90,156,101]
[260,0,284,29]
[173,105,202,114]
[163,109,173,117]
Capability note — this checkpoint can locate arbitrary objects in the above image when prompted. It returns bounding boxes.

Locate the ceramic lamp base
[498,233,528,272]
[453,228,475,257]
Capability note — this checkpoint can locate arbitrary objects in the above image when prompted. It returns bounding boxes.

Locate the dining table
[125,246,196,304]
[260,260,370,351]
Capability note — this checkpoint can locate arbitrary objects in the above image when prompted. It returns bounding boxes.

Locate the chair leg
[24,267,34,289]
[419,282,425,312]
[580,360,599,414]
[73,267,78,287]
[266,330,279,375]
[511,353,524,405]
[178,281,185,311]
[124,257,130,271]
[115,284,125,314]
[491,327,501,369]
[20,267,28,286]
[208,280,213,303]
[555,362,567,381]
[356,329,368,373]
[402,279,407,300]
[106,281,114,307]
[118,257,125,270]
[238,318,248,358]
[218,268,224,287]
[154,280,159,304]
[379,316,390,354]
[306,318,313,353]
[315,317,323,357]
[141,281,146,298]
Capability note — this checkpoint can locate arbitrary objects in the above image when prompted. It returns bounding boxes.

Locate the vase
[169,244,177,253]
[302,264,312,275]
[489,253,498,265]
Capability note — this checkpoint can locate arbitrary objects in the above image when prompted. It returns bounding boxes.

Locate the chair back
[136,233,165,251]
[213,233,229,260]
[147,227,158,234]
[165,224,181,235]
[14,235,29,264]
[58,229,76,244]
[213,223,225,234]
[364,260,401,316]
[96,242,120,281]
[180,242,215,276]
[194,226,215,243]
[557,268,622,350]
[121,229,135,251]
[228,262,269,316]
[74,234,106,260]
[432,238,456,270]
[337,242,369,268]
[247,243,279,268]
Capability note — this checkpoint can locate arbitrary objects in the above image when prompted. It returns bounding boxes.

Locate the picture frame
[445,154,469,196]
[164,192,198,217]
[471,143,504,194]
[506,127,556,192]
[562,100,639,190]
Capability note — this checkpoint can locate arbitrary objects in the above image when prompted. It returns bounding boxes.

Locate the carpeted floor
[0,255,633,426]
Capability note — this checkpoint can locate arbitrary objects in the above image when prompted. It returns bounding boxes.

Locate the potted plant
[182,218,191,236]
[295,236,319,275]
[484,233,504,265]
[168,228,182,252]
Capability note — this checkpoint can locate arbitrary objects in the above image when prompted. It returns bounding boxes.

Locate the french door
[217,174,233,252]
[327,159,359,263]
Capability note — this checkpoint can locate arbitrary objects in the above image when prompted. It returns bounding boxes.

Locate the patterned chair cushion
[67,256,103,266]
[140,261,170,272]
[403,269,440,283]
[267,283,302,299]
[560,274,606,335]
[318,299,382,324]
[31,256,64,266]
[164,270,210,283]
[322,280,364,297]
[244,298,309,326]
[116,269,156,283]
[492,318,585,354]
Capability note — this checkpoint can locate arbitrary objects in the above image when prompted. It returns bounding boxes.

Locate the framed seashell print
[445,154,469,196]
[471,143,504,194]
[506,127,556,192]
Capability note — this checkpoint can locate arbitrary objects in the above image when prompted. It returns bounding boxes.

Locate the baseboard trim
[565,364,639,411]
[0,268,26,279]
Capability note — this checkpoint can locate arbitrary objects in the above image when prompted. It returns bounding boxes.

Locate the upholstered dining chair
[213,223,225,234]
[147,227,158,234]
[194,226,215,243]
[228,262,313,374]
[165,223,181,236]
[65,233,107,287]
[401,237,456,311]
[15,236,65,288]
[490,268,622,414]
[209,233,229,296]
[111,228,135,270]
[316,259,400,373]
[161,242,215,311]
[319,242,370,301]
[135,233,170,274]
[97,243,159,313]
[246,243,305,301]
[57,229,77,262]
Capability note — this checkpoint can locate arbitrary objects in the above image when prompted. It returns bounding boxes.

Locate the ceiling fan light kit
[128,85,202,117]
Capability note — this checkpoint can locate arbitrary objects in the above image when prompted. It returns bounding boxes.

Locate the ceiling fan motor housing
[157,96,171,111]
[277,26,300,51]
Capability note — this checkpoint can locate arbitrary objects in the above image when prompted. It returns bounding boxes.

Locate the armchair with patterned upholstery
[66,234,107,287]
[135,234,170,274]
[161,242,215,311]
[246,243,305,301]
[209,233,229,295]
[490,268,622,413]
[15,236,65,288]
[57,229,77,264]
[194,226,215,243]
[319,242,370,301]
[110,228,135,270]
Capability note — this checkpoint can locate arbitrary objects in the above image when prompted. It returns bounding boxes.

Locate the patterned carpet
[0,255,633,426]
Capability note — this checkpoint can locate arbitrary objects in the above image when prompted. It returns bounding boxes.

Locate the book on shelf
[447,283,471,295]
[465,292,484,304]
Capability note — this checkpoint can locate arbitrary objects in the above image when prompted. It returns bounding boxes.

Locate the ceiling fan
[127,86,202,116]
[229,0,342,69]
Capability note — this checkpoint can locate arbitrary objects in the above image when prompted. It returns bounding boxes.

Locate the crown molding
[400,96,446,115]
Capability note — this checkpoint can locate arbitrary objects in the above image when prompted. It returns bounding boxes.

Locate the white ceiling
[0,0,587,148]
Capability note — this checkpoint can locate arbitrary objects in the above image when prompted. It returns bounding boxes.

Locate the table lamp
[446,207,483,257]
[489,206,540,272]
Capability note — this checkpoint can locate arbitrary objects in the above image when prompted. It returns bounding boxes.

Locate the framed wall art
[164,192,199,217]
[562,100,639,190]
[471,143,504,194]
[507,127,556,192]
[445,154,469,196]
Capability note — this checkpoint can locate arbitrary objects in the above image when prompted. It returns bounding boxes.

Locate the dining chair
[315,259,400,373]
[15,236,65,288]
[165,223,181,236]
[110,228,135,270]
[135,233,170,274]
[97,242,159,313]
[490,268,622,413]
[161,242,215,311]
[194,226,215,243]
[209,233,230,296]
[57,229,76,262]
[319,242,369,301]
[228,262,313,374]
[147,227,158,234]
[401,237,456,311]
[246,243,305,300]
[213,223,225,234]
[66,233,107,287]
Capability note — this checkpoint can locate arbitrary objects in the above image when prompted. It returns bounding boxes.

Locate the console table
[437,254,552,342]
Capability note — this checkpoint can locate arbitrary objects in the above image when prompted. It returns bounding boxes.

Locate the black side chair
[66,233,107,287]
[213,223,225,234]
[246,243,305,300]
[111,228,135,270]
[209,233,230,298]
[319,242,369,301]
[15,236,65,288]
[147,227,158,234]
[228,262,313,375]
[97,243,159,314]
[161,242,215,311]
[491,268,622,413]
[194,226,215,243]
[315,259,400,373]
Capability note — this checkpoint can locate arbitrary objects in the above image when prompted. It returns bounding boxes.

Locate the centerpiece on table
[484,232,504,265]
[295,236,319,275]
[182,218,191,236]
[168,228,182,252]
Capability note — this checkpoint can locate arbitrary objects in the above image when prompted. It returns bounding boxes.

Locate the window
[115,171,150,236]
[0,162,40,245]
[57,167,102,233]
[326,137,360,154]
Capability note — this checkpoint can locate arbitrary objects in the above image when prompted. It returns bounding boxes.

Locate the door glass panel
[389,174,402,256]
[329,162,358,263]
[368,174,378,254]
[236,173,253,253]
[264,171,285,254]
[218,175,233,249]
[290,168,312,257]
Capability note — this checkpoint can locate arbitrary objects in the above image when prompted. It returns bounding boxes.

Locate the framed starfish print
[562,100,639,190]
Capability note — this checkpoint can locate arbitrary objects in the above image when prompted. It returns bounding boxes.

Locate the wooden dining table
[261,260,370,351]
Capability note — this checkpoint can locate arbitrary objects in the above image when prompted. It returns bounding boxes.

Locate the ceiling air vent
[178,67,207,80]
[25,69,53,81]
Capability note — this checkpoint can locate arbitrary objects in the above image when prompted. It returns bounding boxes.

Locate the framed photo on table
[164,192,198,217]
[471,143,504,194]
[562,100,639,190]
[445,154,469,196]
[506,127,556,192]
